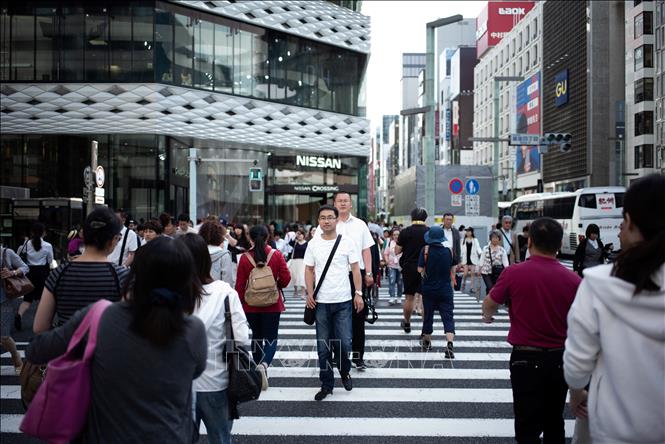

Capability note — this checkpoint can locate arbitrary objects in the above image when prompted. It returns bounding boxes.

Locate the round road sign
[83,166,92,187]
[95,166,105,188]
[449,178,464,195]
[465,178,480,195]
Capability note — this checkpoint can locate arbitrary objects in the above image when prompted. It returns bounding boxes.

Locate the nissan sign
[296,155,342,169]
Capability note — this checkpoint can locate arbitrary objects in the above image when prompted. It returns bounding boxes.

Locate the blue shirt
[418,243,453,293]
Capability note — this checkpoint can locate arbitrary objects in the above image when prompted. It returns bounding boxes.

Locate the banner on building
[514,72,541,176]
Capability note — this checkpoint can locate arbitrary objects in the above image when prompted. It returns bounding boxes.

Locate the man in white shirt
[305,205,363,401]
[107,209,138,267]
[442,213,461,265]
[314,192,375,370]
[500,215,520,265]
[176,213,198,236]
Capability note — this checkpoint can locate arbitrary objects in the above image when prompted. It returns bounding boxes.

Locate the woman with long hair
[564,174,665,444]
[235,225,290,390]
[15,222,54,330]
[199,221,234,287]
[287,228,308,300]
[459,227,482,295]
[178,233,249,443]
[26,236,207,442]
[33,207,129,333]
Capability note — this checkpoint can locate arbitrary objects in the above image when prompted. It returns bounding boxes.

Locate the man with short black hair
[441,213,461,265]
[107,208,138,267]
[176,213,197,236]
[482,217,581,442]
[305,205,363,401]
[159,212,176,238]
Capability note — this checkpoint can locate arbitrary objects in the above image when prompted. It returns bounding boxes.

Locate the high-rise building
[656,1,665,172]
[1,0,370,230]
[399,53,426,172]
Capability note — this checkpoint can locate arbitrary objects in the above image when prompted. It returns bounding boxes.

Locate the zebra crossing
[0,286,575,443]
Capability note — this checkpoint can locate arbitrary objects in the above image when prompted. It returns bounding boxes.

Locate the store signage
[293,185,340,193]
[476,1,535,57]
[499,7,526,15]
[296,155,342,170]
[554,69,568,107]
[269,184,358,194]
[515,72,542,176]
[596,194,616,210]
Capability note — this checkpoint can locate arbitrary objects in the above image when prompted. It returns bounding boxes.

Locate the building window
[635,12,653,38]
[634,144,654,168]
[635,44,654,70]
[635,77,654,102]
[635,111,654,136]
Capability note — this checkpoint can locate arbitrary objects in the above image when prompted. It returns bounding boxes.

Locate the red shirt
[235,246,291,313]
[490,255,581,348]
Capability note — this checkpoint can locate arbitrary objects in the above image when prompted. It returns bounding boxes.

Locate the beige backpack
[244,250,279,307]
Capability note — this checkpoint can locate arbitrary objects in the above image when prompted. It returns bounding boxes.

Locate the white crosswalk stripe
[1,286,575,442]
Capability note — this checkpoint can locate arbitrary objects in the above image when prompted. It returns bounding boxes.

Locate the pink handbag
[20,299,112,444]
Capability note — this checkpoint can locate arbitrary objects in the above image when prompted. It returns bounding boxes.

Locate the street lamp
[424,15,463,224]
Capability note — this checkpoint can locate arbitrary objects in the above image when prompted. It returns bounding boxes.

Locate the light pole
[492,76,523,219]
[424,15,463,224]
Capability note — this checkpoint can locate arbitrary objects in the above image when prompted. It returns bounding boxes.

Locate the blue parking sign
[465,178,479,195]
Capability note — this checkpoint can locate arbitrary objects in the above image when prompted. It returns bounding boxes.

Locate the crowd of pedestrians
[0,176,663,443]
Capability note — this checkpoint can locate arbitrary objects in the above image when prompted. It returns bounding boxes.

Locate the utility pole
[88,140,98,215]
[424,15,463,224]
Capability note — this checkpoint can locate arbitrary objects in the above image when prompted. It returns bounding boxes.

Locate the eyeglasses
[318,216,337,221]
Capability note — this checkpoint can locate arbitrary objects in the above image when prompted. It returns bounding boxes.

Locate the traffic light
[541,133,572,153]
[249,167,263,192]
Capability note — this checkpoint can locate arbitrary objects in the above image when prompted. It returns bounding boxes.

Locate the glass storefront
[0,0,367,115]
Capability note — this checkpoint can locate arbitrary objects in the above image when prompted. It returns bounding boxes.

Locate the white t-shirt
[107,226,139,266]
[304,234,359,303]
[314,214,374,270]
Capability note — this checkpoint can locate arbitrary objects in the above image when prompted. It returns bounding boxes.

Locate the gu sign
[296,155,342,169]
[554,69,569,107]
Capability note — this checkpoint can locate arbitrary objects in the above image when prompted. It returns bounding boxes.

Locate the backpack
[243,249,279,307]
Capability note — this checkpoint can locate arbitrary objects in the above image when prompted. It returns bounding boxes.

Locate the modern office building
[656,0,665,172]
[472,0,541,197]
[398,53,426,173]
[0,0,370,228]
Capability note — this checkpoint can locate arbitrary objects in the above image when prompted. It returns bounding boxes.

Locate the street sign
[249,167,263,192]
[94,187,105,197]
[465,178,479,195]
[449,178,464,194]
[465,195,480,216]
[82,187,90,203]
[509,133,541,146]
[83,166,92,187]
[94,196,104,204]
[451,194,462,207]
[95,166,105,188]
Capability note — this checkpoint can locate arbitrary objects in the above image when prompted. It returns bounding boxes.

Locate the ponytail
[31,223,45,252]
[613,230,665,293]
[249,225,269,264]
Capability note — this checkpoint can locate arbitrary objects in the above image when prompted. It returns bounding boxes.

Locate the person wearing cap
[417,225,456,357]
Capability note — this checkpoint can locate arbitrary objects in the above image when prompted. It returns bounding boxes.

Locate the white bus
[510,187,625,256]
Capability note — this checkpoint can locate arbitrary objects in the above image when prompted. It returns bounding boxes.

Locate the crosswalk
[1,286,575,443]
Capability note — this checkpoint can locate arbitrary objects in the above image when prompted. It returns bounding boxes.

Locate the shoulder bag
[20,299,112,444]
[224,297,262,419]
[2,247,34,299]
[303,235,341,325]
[489,247,505,283]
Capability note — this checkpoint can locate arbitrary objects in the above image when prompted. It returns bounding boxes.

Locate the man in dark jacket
[441,213,461,265]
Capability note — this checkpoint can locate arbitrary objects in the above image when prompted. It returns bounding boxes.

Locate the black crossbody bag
[304,234,341,325]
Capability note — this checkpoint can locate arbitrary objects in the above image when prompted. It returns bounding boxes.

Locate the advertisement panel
[476,1,535,58]
[514,72,541,176]
[554,69,569,107]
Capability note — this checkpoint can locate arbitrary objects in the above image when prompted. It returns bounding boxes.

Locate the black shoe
[342,373,353,391]
[420,338,432,351]
[314,388,333,401]
[14,314,21,332]
[401,320,411,333]
[353,359,367,371]
[445,343,455,359]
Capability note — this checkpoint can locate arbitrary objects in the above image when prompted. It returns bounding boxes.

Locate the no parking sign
[449,178,463,194]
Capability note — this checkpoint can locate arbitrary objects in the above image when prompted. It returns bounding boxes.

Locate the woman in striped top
[33,207,129,333]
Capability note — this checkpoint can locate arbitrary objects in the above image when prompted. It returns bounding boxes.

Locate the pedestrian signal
[249,167,263,192]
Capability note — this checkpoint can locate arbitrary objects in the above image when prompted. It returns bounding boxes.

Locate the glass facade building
[1,0,370,238]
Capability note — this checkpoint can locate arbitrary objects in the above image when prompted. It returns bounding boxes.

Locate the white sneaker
[258,362,269,391]
[388,298,395,305]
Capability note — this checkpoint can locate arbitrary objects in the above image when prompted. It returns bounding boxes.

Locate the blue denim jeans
[387,267,403,299]
[315,300,353,390]
[195,390,233,444]
[245,312,280,366]
[421,285,455,335]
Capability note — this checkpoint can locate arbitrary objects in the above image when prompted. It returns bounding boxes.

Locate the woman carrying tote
[26,236,207,443]
[178,233,250,444]
[479,231,509,295]
[0,242,29,374]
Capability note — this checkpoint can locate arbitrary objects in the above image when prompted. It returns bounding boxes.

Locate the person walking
[33,207,129,333]
[107,209,139,268]
[564,174,665,444]
[384,228,403,306]
[235,225,290,390]
[482,217,581,443]
[178,233,250,444]
[1,242,29,375]
[479,231,509,295]
[175,213,197,236]
[572,223,607,278]
[67,226,84,260]
[305,205,363,401]
[288,229,308,300]
[441,213,461,265]
[395,208,429,333]
[417,226,456,358]
[499,215,520,265]
[143,219,163,242]
[199,221,234,287]
[460,227,482,295]
[26,236,207,443]
[15,222,54,330]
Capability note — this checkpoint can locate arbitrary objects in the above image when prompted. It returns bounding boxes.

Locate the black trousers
[349,270,369,361]
[510,349,568,444]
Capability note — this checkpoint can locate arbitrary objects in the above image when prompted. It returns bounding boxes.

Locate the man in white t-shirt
[305,205,363,401]
[107,209,139,267]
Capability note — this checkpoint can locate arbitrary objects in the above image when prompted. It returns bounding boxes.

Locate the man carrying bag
[304,205,363,401]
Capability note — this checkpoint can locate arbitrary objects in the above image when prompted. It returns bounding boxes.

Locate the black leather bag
[304,235,341,325]
[224,297,262,419]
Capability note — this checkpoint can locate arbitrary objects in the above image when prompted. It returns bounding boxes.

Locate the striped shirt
[45,262,129,326]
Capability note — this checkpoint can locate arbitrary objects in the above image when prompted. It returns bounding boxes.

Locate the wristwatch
[355,290,363,296]
[365,271,372,276]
